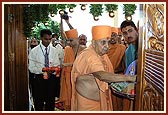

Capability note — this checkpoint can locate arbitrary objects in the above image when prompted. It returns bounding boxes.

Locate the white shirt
[55,43,64,65]
[28,43,60,74]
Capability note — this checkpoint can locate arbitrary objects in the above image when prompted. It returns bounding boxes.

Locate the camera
[61,11,69,20]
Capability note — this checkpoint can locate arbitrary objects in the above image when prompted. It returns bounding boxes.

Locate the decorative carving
[147,4,164,52]
[147,37,164,51]
[8,14,14,23]
[139,4,165,111]
[9,90,16,110]
[8,53,14,62]
[143,83,164,111]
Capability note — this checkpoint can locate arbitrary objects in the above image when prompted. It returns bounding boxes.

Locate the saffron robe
[107,43,126,73]
[59,45,86,110]
[59,46,74,110]
[71,45,114,111]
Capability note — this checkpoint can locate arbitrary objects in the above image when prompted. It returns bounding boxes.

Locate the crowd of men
[28,16,138,111]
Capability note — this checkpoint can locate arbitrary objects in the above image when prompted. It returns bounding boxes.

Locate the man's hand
[43,72,48,79]
[61,12,69,20]
[126,75,137,82]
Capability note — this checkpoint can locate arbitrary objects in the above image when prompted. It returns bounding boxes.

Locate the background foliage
[123,4,137,16]
[23,4,137,39]
[31,19,60,41]
[104,4,118,12]
[89,4,103,17]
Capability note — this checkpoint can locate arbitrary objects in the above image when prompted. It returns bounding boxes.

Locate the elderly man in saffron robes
[71,25,136,111]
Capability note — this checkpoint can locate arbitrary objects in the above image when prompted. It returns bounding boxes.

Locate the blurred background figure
[107,27,126,74]
[51,33,64,66]
[117,28,123,44]
[59,14,86,110]
[28,38,39,53]
[30,38,39,49]
[78,34,87,47]
[51,33,59,47]
[28,37,39,105]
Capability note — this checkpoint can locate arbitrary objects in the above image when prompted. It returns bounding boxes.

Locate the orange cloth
[65,29,78,39]
[92,25,111,40]
[111,27,118,33]
[107,44,126,72]
[117,28,121,34]
[59,45,86,110]
[71,45,114,111]
[59,46,75,110]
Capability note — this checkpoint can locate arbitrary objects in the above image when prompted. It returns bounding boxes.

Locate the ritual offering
[110,60,137,99]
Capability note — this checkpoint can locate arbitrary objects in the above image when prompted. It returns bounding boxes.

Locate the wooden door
[4,4,29,111]
[135,4,165,111]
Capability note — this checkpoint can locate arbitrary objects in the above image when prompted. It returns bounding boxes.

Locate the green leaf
[89,4,103,17]
[123,4,137,15]
[104,4,118,12]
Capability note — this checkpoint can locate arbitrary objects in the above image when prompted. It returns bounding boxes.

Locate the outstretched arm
[92,71,136,83]
[64,18,74,30]
[75,71,136,101]
[60,17,67,39]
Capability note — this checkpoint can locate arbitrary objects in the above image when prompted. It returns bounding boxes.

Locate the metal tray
[110,82,136,100]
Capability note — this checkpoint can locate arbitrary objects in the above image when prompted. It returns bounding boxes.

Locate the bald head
[78,34,87,46]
